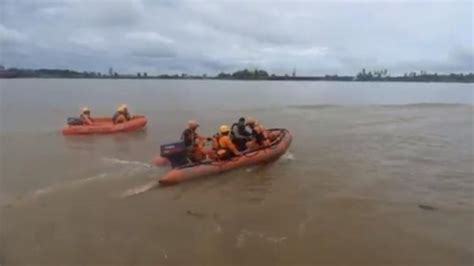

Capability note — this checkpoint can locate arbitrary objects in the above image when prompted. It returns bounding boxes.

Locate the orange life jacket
[216,135,239,155]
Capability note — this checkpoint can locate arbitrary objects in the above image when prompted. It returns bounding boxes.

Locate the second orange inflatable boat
[62,116,147,135]
[156,128,292,185]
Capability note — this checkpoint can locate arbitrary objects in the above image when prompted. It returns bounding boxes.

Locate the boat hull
[158,129,292,185]
[62,116,147,135]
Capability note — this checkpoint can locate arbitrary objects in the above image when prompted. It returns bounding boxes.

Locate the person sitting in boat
[181,120,211,162]
[80,107,94,125]
[246,117,270,150]
[214,125,241,160]
[112,104,131,124]
[231,117,252,151]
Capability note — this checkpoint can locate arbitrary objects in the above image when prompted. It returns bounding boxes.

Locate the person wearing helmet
[121,104,131,121]
[246,117,270,150]
[182,120,199,147]
[214,125,241,160]
[80,107,94,125]
[112,104,131,124]
[181,120,211,162]
[231,117,252,151]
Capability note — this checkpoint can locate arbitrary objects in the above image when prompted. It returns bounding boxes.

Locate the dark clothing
[254,131,265,145]
[112,112,120,123]
[67,117,83,126]
[250,126,265,145]
[80,114,94,125]
[112,112,122,124]
[232,138,248,151]
[231,122,251,138]
[181,128,197,148]
[112,111,131,124]
[231,121,252,151]
[217,149,234,160]
[112,112,118,121]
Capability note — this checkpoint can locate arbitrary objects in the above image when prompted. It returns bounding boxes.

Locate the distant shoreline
[2,77,473,84]
[1,67,473,83]
[2,77,473,83]
[0,77,474,84]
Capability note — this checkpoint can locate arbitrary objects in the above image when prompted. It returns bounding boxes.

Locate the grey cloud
[366,47,474,75]
[73,0,145,27]
[129,48,176,59]
[450,48,474,71]
[182,3,308,46]
[123,31,176,58]
[48,0,145,28]
[1,0,472,75]
[0,24,27,45]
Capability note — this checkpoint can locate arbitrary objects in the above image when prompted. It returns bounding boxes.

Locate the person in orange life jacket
[214,125,241,160]
[80,107,94,125]
[112,104,131,124]
[181,120,212,162]
[231,117,252,151]
[245,117,270,150]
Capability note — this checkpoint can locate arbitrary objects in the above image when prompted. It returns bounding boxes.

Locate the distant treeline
[216,69,353,81]
[1,66,472,83]
[355,68,474,83]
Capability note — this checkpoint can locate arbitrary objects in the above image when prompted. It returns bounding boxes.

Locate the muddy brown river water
[0,79,473,265]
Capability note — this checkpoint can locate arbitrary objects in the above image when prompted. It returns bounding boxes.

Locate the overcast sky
[0,0,472,75]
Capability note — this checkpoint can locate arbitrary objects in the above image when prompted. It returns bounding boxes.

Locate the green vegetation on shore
[0,66,472,83]
[355,68,474,83]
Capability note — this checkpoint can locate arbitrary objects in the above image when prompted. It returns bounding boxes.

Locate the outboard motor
[67,117,83,126]
[160,141,189,168]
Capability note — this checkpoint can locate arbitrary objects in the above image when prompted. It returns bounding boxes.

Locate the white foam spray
[120,181,159,198]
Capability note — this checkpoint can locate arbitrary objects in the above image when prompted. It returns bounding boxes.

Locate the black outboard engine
[67,117,83,126]
[160,141,189,168]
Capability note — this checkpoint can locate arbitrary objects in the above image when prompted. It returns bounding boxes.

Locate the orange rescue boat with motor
[62,116,147,135]
[155,128,292,185]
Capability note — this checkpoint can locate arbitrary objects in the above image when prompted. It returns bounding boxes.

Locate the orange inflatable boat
[62,116,147,135]
[156,128,292,185]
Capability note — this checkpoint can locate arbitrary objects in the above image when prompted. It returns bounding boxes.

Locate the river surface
[0,79,473,265]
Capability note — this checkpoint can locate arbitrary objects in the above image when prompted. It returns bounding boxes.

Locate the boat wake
[5,158,154,206]
[101,157,151,168]
[33,173,109,197]
[279,151,295,162]
[5,173,109,206]
[120,181,159,198]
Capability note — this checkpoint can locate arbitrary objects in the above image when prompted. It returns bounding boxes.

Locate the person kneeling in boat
[214,125,241,160]
[80,107,94,125]
[113,104,131,124]
[231,117,252,151]
[182,120,212,163]
[246,118,270,150]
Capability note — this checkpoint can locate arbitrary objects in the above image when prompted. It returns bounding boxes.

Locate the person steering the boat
[113,104,131,124]
[231,117,252,151]
[80,107,94,125]
[181,120,211,162]
[214,125,241,160]
[246,117,270,150]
